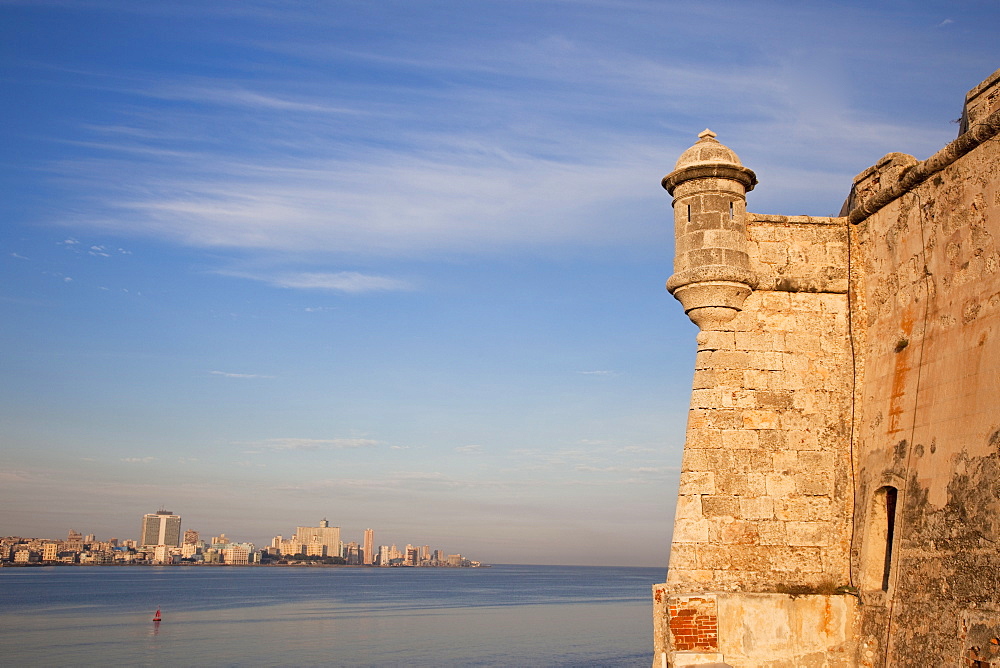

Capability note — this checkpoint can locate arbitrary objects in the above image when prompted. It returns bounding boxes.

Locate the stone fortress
[652,69,1000,667]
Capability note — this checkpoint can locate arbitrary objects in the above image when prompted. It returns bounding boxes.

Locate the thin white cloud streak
[209,370,274,379]
[0,469,36,482]
[128,83,368,115]
[277,471,472,494]
[241,437,381,452]
[618,445,655,454]
[221,270,413,293]
[575,465,676,475]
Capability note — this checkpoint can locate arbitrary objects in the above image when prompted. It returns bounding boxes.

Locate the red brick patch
[668,597,719,652]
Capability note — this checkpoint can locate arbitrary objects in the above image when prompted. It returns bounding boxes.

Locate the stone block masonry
[653,68,1000,668]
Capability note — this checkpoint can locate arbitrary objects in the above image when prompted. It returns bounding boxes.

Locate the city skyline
[4,511,482,567]
[2,1,999,566]
[5,515,481,565]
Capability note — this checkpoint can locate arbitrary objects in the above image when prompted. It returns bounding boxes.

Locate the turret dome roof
[673,129,744,170]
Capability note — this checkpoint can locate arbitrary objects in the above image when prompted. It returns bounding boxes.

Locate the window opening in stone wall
[729,201,734,220]
[861,486,898,591]
[687,204,691,222]
[881,487,897,590]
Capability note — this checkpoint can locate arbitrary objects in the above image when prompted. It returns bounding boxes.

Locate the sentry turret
[662,129,757,330]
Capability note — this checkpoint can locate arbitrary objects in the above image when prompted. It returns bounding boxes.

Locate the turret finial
[698,128,717,140]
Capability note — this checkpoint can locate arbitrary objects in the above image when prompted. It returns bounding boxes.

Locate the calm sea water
[0,564,663,666]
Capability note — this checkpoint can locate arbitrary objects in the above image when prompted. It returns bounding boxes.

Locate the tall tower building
[362,528,374,565]
[140,509,182,547]
[293,518,340,558]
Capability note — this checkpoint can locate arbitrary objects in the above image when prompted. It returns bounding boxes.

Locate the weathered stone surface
[849,100,1000,665]
[653,592,859,668]
[654,69,1000,668]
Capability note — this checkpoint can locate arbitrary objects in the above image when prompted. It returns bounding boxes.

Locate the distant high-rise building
[292,518,340,558]
[183,529,199,545]
[363,529,374,566]
[223,542,256,565]
[376,545,392,566]
[140,509,182,547]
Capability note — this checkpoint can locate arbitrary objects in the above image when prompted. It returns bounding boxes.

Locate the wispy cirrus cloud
[209,370,274,379]
[617,445,656,454]
[223,270,414,293]
[241,437,381,452]
[58,144,663,257]
[135,84,366,115]
[121,456,157,464]
[275,470,504,494]
[30,0,981,271]
[0,469,36,483]
[575,464,675,475]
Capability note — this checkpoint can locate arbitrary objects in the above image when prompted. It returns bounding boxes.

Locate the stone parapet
[652,589,859,668]
[960,67,1000,134]
[844,104,1000,224]
[746,215,847,294]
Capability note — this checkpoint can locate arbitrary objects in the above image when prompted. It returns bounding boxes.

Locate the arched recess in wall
[861,485,899,592]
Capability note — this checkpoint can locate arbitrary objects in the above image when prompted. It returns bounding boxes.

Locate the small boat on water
[152,608,161,622]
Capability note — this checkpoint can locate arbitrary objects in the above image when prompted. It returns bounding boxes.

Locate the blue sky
[1,0,997,565]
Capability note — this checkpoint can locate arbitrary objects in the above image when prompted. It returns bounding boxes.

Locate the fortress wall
[656,215,859,666]
[851,127,1000,666]
[655,72,1000,666]
[665,217,854,593]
